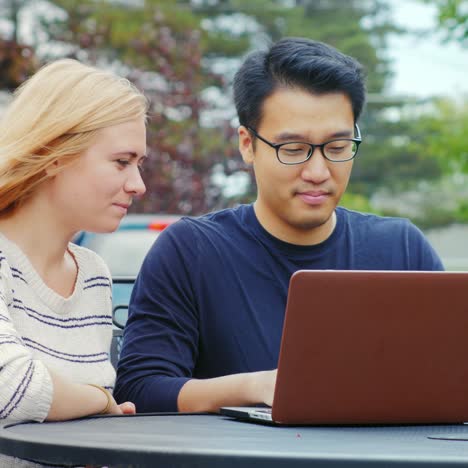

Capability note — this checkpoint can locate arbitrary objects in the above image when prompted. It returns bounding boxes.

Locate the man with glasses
[115,37,443,413]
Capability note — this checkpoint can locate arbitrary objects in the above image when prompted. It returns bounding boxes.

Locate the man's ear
[238,126,254,165]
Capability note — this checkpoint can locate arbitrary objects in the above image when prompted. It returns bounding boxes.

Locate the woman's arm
[0,270,135,423]
[46,369,135,420]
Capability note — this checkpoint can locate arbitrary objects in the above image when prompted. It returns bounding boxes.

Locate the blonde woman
[0,59,147,466]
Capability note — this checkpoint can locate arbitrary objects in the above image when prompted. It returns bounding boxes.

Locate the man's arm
[115,219,278,412]
[406,222,445,271]
[177,369,277,413]
[114,219,212,411]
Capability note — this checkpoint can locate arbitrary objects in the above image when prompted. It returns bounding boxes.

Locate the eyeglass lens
[278,140,358,164]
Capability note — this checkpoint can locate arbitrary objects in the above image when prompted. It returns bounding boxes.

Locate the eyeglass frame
[246,124,362,165]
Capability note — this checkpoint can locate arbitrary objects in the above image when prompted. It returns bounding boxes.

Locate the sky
[387,0,467,98]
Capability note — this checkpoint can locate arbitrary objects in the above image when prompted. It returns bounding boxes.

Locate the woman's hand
[117,401,136,415]
[105,395,136,415]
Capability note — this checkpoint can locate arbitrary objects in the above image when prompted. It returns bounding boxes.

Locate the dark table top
[3,413,468,467]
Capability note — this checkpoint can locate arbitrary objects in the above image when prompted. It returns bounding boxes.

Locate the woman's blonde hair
[0,58,148,215]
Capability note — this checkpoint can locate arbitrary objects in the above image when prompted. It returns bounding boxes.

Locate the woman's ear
[44,159,60,177]
[238,126,255,165]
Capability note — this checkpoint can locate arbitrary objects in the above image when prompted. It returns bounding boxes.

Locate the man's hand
[250,369,277,406]
[178,368,277,413]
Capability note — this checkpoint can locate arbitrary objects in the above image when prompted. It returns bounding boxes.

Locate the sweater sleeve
[0,263,53,423]
[114,220,198,412]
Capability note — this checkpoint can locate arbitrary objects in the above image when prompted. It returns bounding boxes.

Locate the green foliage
[422,0,468,44]
[0,40,37,90]
[413,99,468,173]
[384,207,457,230]
[352,106,444,197]
[340,192,378,214]
[0,0,39,89]
[192,0,396,93]
[455,199,468,222]
[365,97,468,229]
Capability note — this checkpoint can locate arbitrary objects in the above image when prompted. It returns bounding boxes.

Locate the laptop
[221,270,468,425]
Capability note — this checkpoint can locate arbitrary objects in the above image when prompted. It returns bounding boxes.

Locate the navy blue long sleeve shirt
[114,205,443,411]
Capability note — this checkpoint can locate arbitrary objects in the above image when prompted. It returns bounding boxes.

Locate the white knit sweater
[0,232,116,466]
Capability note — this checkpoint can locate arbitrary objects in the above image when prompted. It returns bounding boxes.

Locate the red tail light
[148,221,172,231]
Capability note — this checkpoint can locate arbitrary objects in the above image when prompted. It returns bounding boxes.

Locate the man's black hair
[233,37,366,130]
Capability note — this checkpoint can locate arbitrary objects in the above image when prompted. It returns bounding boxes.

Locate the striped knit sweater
[0,232,116,426]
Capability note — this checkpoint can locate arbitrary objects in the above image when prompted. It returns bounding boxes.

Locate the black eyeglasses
[247,125,362,165]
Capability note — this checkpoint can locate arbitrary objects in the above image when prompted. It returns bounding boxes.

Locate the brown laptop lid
[272,270,468,425]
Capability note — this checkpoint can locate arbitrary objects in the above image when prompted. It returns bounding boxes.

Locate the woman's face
[47,117,147,235]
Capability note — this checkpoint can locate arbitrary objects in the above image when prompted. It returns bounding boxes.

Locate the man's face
[239,88,355,245]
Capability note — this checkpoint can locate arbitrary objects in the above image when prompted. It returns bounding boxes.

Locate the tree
[413,98,468,224]
[0,0,38,90]
[192,0,396,93]
[415,98,468,173]
[368,97,468,228]
[0,0,23,43]
[423,0,468,45]
[36,0,400,214]
[352,97,443,197]
[42,0,236,213]
[5,0,437,216]
[188,0,417,206]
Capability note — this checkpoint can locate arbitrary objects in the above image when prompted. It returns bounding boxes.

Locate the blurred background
[1,0,467,270]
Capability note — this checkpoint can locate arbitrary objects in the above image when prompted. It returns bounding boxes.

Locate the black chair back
[110,328,124,369]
